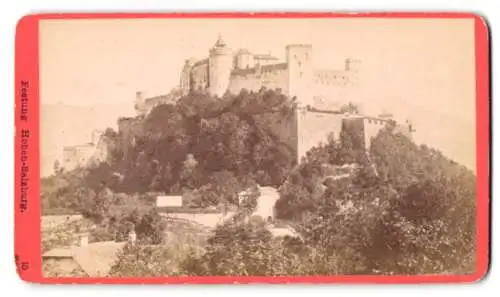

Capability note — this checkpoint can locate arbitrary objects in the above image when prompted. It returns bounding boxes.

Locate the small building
[156,195,183,208]
[42,232,130,277]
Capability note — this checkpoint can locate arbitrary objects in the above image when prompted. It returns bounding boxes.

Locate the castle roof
[254,53,279,60]
[214,34,227,48]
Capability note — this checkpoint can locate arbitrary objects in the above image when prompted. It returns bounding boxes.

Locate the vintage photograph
[39,17,477,278]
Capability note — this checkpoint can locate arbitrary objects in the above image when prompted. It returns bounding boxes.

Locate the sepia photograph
[38,16,478,278]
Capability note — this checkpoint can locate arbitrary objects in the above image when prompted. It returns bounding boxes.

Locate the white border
[0,0,496,295]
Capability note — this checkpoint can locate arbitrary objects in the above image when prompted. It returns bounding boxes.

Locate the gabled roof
[42,241,126,277]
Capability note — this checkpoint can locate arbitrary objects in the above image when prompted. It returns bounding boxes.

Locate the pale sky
[39,17,477,172]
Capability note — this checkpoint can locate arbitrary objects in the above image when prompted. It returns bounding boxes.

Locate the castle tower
[286,44,313,107]
[344,57,363,107]
[208,35,233,98]
[235,49,255,70]
[180,58,195,96]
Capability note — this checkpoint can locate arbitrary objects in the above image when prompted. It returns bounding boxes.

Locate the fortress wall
[295,109,344,163]
[62,144,96,170]
[191,63,209,91]
[227,72,263,94]
[310,69,353,110]
[228,68,288,95]
[260,68,288,93]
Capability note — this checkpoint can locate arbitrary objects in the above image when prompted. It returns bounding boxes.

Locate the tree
[109,244,180,277]
[179,214,355,276]
[274,123,477,275]
[135,210,165,244]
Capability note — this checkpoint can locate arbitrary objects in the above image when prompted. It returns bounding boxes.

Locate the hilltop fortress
[135,35,361,116]
[179,36,360,110]
[60,36,414,172]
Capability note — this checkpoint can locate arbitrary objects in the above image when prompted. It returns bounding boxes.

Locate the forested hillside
[41,88,477,276]
[85,88,297,203]
[273,126,476,275]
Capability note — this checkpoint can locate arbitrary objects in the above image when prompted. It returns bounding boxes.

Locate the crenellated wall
[190,61,209,92]
[228,64,288,95]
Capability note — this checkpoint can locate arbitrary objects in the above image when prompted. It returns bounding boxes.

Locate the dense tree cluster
[41,88,297,251]
[274,125,476,275]
[41,168,166,245]
[101,88,297,200]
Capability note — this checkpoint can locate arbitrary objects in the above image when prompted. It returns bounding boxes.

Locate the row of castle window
[314,75,348,81]
[314,79,349,86]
